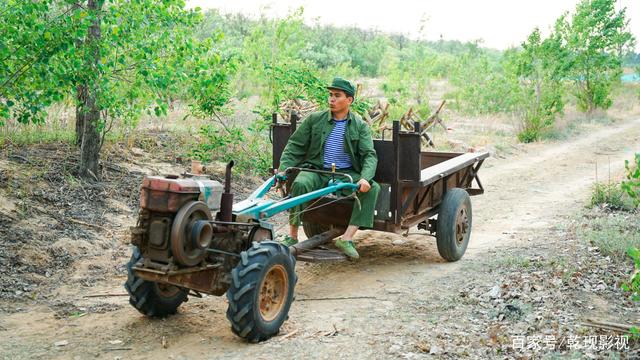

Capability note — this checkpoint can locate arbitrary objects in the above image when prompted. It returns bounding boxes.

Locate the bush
[589,182,630,210]
[622,153,640,207]
[623,248,640,302]
[190,122,271,176]
[517,128,540,143]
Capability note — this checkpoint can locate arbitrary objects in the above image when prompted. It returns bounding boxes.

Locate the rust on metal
[290,228,343,257]
[133,264,228,296]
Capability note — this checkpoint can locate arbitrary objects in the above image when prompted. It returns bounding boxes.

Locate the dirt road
[1,118,639,359]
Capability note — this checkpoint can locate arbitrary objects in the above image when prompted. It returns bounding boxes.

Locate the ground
[0,115,639,359]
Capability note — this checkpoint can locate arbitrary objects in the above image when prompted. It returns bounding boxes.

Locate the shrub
[621,153,640,207]
[589,182,628,210]
[190,122,271,176]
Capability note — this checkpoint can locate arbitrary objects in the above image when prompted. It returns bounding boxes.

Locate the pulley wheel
[171,201,213,267]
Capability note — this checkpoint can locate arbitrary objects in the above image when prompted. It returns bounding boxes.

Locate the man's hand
[275,171,287,182]
[357,179,371,193]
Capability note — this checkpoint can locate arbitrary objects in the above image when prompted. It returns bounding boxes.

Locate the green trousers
[289,169,380,228]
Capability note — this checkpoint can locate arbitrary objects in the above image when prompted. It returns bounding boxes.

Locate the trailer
[271,113,489,262]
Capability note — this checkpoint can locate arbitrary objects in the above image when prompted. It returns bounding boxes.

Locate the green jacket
[278,109,378,182]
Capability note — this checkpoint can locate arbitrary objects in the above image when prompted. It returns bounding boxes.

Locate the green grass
[589,182,636,211]
[1,128,75,146]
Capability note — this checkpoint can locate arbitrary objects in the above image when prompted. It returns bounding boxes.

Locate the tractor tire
[436,188,472,262]
[124,248,189,317]
[302,222,331,239]
[226,241,297,342]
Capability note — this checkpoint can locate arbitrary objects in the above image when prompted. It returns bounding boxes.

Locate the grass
[0,127,75,146]
[589,182,636,211]
[576,209,640,259]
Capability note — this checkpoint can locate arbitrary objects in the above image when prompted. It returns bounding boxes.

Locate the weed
[621,153,640,207]
[576,210,640,259]
[589,182,634,211]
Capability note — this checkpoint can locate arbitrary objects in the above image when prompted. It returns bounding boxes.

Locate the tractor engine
[129,163,261,295]
[131,175,222,265]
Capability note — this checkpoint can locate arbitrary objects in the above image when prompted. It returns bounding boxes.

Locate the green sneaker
[335,238,360,259]
[280,235,298,247]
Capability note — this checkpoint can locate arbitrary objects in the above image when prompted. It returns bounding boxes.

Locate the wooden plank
[420,151,490,186]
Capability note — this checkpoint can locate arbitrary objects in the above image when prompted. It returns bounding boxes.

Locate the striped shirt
[323,119,352,169]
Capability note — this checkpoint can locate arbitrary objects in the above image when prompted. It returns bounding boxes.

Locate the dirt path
[1,119,639,359]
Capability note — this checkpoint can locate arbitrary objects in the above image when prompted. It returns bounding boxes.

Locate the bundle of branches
[363,99,390,134]
[398,101,448,148]
[279,99,319,122]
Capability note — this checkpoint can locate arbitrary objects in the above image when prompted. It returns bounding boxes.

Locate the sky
[186,0,640,52]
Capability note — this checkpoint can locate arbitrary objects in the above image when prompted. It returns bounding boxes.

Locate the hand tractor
[126,162,359,342]
[126,118,489,342]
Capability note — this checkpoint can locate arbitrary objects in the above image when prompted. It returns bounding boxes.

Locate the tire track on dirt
[470,118,640,252]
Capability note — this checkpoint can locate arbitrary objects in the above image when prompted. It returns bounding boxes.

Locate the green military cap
[327,77,356,97]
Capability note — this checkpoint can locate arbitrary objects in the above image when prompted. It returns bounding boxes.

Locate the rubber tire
[124,248,189,317]
[302,222,331,239]
[436,188,472,262]
[226,241,297,342]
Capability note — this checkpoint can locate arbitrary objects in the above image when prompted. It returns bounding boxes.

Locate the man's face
[328,89,353,114]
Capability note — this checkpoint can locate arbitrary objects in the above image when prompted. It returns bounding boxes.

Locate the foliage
[556,0,635,113]
[448,48,519,115]
[622,248,640,302]
[1,0,232,177]
[589,181,630,210]
[0,0,78,125]
[621,153,640,207]
[190,123,271,176]
[622,247,640,338]
[380,43,439,118]
[512,28,568,142]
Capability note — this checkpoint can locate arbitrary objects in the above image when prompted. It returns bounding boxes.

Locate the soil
[1,118,639,359]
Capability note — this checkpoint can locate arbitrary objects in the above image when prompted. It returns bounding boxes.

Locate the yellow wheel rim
[258,264,289,322]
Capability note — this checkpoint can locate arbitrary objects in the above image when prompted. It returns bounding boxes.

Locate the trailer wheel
[226,241,297,342]
[436,188,472,262]
[302,222,331,238]
[124,247,189,317]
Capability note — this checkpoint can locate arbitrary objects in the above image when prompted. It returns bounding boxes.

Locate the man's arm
[357,121,378,182]
[278,115,312,172]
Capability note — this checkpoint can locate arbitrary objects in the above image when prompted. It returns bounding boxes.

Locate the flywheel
[171,201,213,267]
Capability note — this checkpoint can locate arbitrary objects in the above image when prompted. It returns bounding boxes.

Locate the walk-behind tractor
[125,119,488,342]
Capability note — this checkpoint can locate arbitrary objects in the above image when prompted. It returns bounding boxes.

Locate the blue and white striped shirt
[323,119,352,169]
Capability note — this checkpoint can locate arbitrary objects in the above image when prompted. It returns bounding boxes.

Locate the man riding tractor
[277,77,380,259]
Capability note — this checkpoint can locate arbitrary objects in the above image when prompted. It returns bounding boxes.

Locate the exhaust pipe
[220,161,234,222]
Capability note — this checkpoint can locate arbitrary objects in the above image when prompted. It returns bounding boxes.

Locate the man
[277,77,380,259]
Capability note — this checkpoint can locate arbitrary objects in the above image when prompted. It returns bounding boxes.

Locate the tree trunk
[75,85,86,146]
[78,0,103,179]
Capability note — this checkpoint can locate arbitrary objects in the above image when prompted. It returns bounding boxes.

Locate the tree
[0,0,232,179]
[512,28,568,142]
[448,48,519,115]
[557,0,635,113]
